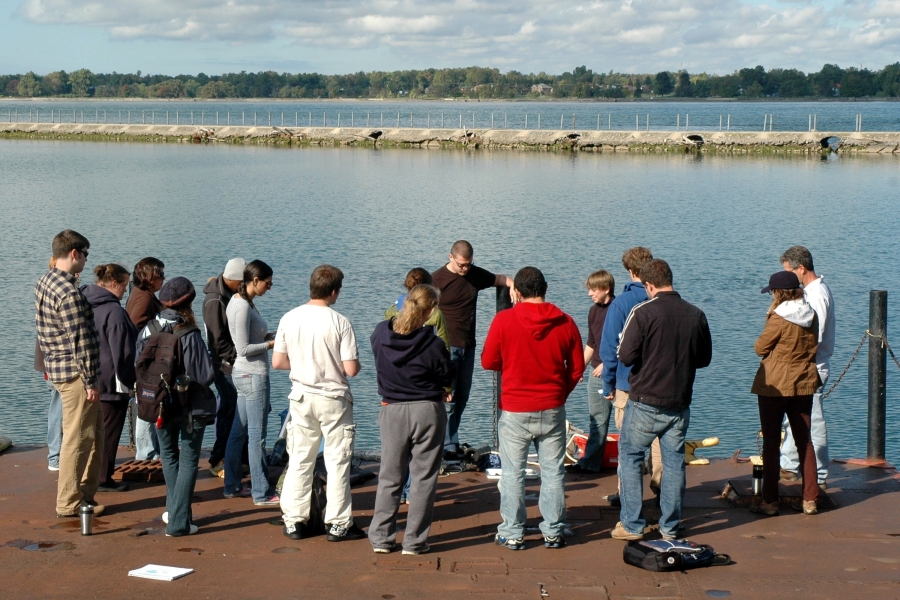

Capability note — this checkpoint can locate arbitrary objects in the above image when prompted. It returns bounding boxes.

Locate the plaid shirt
[35,268,100,387]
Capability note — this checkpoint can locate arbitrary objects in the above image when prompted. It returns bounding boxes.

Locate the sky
[1,0,897,76]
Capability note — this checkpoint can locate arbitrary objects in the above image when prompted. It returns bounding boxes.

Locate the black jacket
[82,284,138,401]
[202,275,236,371]
[617,291,712,410]
[370,318,455,403]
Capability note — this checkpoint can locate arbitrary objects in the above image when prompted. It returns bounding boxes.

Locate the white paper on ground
[128,565,194,581]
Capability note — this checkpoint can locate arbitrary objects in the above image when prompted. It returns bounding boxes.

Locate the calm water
[2,99,900,132]
[1,140,898,464]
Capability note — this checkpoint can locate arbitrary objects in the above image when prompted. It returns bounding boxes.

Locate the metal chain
[876,332,900,372]
[821,331,867,400]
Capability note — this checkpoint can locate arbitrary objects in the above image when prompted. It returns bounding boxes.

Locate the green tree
[674,71,692,97]
[654,71,673,95]
[68,69,94,96]
[42,70,69,95]
[17,72,42,97]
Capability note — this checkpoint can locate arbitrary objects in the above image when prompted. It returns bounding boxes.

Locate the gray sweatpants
[368,401,446,552]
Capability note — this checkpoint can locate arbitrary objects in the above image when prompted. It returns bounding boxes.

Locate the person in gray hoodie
[369,284,455,555]
[83,264,138,493]
[203,258,246,474]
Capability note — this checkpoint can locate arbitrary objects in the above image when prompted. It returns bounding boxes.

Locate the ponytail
[393,285,440,335]
[94,263,130,286]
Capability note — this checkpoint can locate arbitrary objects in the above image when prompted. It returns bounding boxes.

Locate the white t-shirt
[802,276,835,382]
[274,304,358,401]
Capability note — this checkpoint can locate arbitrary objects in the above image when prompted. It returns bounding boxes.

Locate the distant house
[531,83,553,95]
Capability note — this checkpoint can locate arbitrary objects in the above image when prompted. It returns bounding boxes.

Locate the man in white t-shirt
[273,265,365,542]
[778,246,835,489]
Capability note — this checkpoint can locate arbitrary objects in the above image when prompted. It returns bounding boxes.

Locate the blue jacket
[599,281,648,395]
[82,284,138,401]
[370,318,455,403]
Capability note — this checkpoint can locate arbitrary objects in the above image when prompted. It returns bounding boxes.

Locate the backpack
[623,539,731,572]
[134,322,198,423]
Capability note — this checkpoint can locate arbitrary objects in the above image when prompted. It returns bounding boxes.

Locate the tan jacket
[751,306,821,397]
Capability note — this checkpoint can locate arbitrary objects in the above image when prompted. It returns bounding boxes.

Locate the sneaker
[224,486,252,499]
[543,535,566,549]
[818,481,827,491]
[604,493,621,508]
[611,522,643,540]
[749,498,779,516]
[399,495,408,505]
[166,524,199,537]
[98,482,129,493]
[494,534,524,550]
[254,494,281,507]
[327,522,367,542]
[209,461,224,477]
[162,512,168,523]
[402,544,430,555]
[443,449,460,464]
[802,500,818,515]
[283,522,303,540]
[373,544,396,554]
[48,464,60,472]
[779,469,800,482]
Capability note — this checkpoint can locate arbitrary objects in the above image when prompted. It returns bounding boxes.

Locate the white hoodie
[774,299,816,329]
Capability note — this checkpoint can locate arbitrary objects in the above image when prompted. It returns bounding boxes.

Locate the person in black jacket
[202,258,245,475]
[83,264,138,492]
[610,259,712,542]
[368,284,455,555]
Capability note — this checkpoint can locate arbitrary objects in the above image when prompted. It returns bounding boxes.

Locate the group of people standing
[34,229,834,549]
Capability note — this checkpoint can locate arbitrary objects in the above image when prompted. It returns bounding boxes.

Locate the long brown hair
[769,288,805,314]
[393,285,440,335]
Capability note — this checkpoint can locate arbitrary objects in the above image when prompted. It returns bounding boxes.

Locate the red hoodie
[481,302,584,413]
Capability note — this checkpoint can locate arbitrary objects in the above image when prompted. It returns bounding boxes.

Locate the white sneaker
[166,524,199,536]
[48,465,60,472]
[162,512,168,523]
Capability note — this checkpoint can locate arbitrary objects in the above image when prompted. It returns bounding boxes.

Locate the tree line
[3,64,900,100]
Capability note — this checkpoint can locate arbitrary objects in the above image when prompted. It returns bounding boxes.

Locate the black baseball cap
[761,271,800,294]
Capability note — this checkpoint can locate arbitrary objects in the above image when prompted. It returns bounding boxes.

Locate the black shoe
[98,482,129,493]
[565,464,599,475]
[283,523,303,540]
[327,522,367,542]
[443,449,460,464]
[605,493,621,508]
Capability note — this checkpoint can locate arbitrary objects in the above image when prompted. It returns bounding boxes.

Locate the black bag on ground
[624,539,731,572]
[134,322,198,423]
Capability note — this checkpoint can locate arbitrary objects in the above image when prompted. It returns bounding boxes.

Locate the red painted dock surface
[1,445,899,599]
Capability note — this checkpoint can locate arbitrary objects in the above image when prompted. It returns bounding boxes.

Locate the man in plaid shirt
[35,230,105,517]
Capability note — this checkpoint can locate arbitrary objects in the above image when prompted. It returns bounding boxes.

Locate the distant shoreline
[1,96,898,104]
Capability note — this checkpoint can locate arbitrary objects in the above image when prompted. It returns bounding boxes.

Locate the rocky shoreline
[3,122,900,154]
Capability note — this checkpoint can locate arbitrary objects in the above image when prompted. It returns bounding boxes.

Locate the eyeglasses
[79,249,89,258]
[452,257,473,271]
[261,279,273,288]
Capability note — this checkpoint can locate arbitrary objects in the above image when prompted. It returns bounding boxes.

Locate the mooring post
[868,290,888,461]
[492,286,514,451]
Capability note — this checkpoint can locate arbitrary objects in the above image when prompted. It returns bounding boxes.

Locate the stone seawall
[2,122,900,154]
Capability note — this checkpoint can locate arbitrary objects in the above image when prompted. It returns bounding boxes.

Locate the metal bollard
[491,287,514,451]
[867,290,888,461]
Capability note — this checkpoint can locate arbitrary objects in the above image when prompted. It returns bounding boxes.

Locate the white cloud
[14,0,900,73]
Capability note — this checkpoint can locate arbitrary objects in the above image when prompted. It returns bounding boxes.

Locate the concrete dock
[3,122,900,154]
[1,444,899,599]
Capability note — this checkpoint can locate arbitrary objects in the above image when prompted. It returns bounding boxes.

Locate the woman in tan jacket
[750,271,821,516]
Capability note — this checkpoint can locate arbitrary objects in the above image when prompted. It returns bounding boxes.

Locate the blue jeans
[577,375,611,472]
[46,378,63,468]
[210,370,239,467]
[134,400,160,460]
[445,346,475,451]
[497,408,567,540]
[157,415,205,536]
[781,390,828,483]
[618,400,689,539]
[225,372,272,502]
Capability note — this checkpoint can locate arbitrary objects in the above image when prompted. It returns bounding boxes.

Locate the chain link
[821,331,867,400]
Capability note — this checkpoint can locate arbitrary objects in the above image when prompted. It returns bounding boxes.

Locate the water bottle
[752,464,764,496]
[80,504,94,535]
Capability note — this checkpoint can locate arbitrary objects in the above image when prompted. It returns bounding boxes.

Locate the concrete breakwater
[3,122,900,154]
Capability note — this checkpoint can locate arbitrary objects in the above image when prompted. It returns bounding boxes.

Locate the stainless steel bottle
[80,504,94,535]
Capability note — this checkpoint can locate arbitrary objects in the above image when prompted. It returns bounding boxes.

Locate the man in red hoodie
[482,267,584,550]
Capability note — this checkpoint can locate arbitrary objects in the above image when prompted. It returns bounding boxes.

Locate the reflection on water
[1,140,898,463]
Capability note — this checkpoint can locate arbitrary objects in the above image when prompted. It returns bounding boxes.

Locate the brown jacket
[751,308,821,397]
[125,287,163,331]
